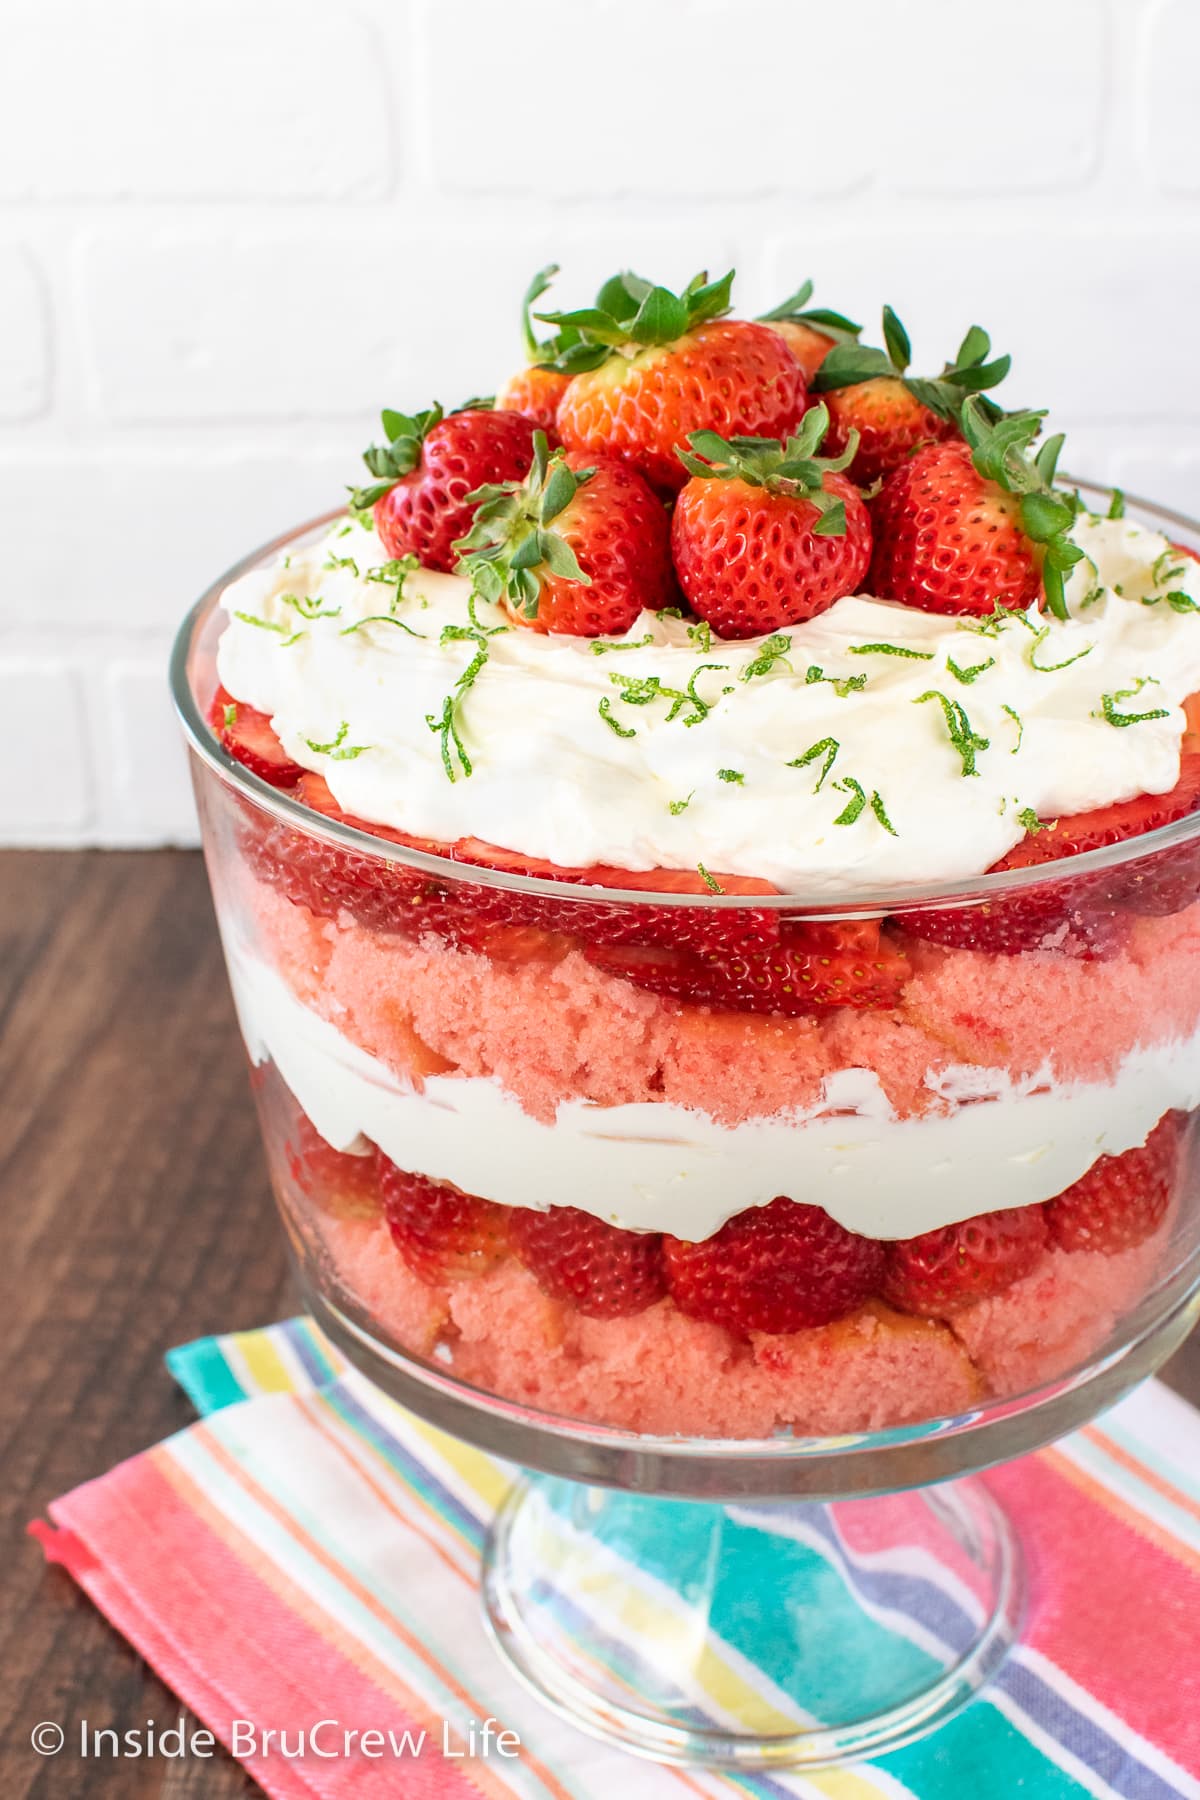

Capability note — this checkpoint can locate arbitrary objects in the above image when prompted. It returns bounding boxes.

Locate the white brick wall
[2,0,1196,844]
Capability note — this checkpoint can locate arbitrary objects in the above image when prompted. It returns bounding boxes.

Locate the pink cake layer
[312,1209,1172,1438]
[232,860,1200,1130]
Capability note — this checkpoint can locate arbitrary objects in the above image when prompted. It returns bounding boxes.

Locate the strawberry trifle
[185,268,1200,1441]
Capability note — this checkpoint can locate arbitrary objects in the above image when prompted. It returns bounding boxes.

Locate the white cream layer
[216,513,1200,895]
[229,947,1200,1242]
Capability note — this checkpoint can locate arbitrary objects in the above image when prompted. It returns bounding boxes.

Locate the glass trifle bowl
[172,485,1200,1772]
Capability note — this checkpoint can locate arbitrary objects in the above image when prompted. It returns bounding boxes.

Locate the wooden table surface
[1,848,1198,1797]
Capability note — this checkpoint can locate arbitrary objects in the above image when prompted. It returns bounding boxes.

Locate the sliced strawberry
[209,686,302,788]
[585,920,910,1017]
[895,752,1200,951]
[378,1159,510,1283]
[509,1206,666,1317]
[894,884,1127,959]
[663,1198,885,1336]
[238,771,781,955]
[1045,1114,1182,1255]
[238,773,460,937]
[882,1204,1049,1317]
[999,753,1200,918]
[286,1114,382,1220]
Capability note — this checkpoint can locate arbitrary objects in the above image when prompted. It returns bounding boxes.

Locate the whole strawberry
[882,1204,1049,1317]
[670,405,872,638]
[351,403,539,573]
[811,309,1010,486]
[510,1205,667,1317]
[495,264,571,434]
[663,1198,885,1337]
[542,270,806,493]
[455,431,673,636]
[379,1159,510,1283]
[756,277,861,382]
[1045,1115,1181,1254]
[869,396,1084,619]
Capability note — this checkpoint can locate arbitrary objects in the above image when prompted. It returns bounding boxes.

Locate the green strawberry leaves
[757,278,861,341]
[349,404,443,509]
[454,430,592,617]
[811,307,1011,426]
[958,395,1084,620]
[535,269,736,372]
[676,403,857,536]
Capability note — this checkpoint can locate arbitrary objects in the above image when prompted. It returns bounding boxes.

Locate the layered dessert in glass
[186,269,1200,1442]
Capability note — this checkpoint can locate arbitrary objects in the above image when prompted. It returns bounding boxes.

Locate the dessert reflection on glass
[188,268,1200,1443]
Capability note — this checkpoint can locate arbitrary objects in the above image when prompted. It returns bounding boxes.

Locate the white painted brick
[886,0,1105,192]
[1142,0,1200,191]
[78,229,556,420]
[105,659,197,843]
[2,448,354,631]
[0,1,393,200]
[0,247,51,419]
[421,0,1103,197]
[0,663,90,835]
[763,227,1200,426]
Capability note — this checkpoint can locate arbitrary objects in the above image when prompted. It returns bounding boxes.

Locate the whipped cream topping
[229,947,1200,1241]
[216,512,1200,894]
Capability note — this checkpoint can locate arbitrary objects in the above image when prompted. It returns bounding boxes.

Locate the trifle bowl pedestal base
[304,1272,1200,1770]
[482,1474,1022,1771]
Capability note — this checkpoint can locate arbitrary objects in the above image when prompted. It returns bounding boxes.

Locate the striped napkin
[30,1317,1200,1800]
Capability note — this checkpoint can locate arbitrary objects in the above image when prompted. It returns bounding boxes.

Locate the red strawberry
[663,1198,885,1336]
[242,770,780,955]
[824,380,953,487]
[378,1159,510,1283]
[541,270,805,493]
[209,685,302,787]
[286,1114,382,1220]
[882,1204,1049,1316]
[510,1206,666,1317]
[756,278,862,383]
[670,408,873,639]
[869,398,1082,618]
[1045,1114,1182,1254]
[586,919,910,1016]
[811,309,1009,487]
[998,752,1200,917]
[495,365,570,435]
[896,752,1200,952]
[495,262,572,433]
[239,771,459,936]
[764,318,840,383]
[870,441,1039,616]
[351,404,539,574]
[456,436,672,637]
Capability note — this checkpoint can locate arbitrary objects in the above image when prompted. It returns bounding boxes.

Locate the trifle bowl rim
[173,473,1200,1499]
[172,477,1200,927]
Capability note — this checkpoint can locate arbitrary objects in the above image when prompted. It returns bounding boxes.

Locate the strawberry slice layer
[897,751,1200,953]
[585,919,910,1016]
[209,686,303,788]
[236,771,780,955]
